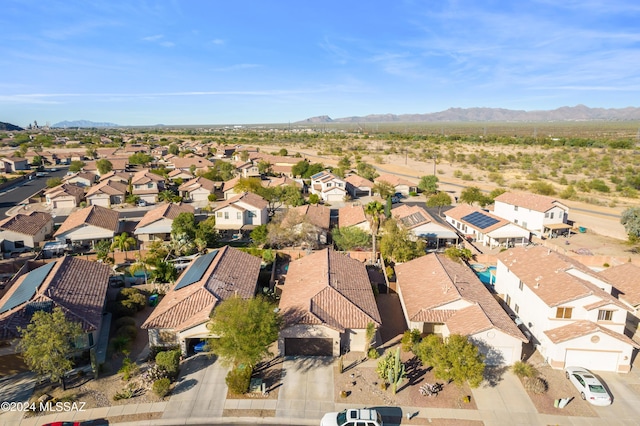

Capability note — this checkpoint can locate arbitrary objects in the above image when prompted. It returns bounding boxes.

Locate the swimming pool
[472,265,496,285]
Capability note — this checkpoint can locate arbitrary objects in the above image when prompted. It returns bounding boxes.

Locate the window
[237,212,242,219]
[550,212,554,219]
[598,310,613,321]
[518,280,523,291]
[545,212,549,218]
[248,211,256,218]
[505,294,511,307]
[224,212,229,219]
[556,307,572,319]
[522,221,528,229]
[147,183,153,189]
[514,206,518,211]
[15,241,24,249]
[216,212,222,218]
[515,304,519,314]
[514,219,519,224]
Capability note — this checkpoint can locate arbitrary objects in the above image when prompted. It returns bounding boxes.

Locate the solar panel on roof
[174,250,219,290]
[0,261,56,314]
[461,211,499,230]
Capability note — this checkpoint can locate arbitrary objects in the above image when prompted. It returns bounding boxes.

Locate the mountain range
[297,105,640,124]
[52,120,119,128]
[0,122,24,131]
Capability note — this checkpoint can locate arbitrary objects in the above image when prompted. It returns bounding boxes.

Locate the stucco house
[445,204,531,249]
[211,192,268,233]
[395,253,528,365]
[278,248,381,356]
[0,257,111,358]
[167,169,194,182]
[281,205,331,245]
[222,176,241,200]
[338,204,370,232]
[54,205,121,246]
[0,212,53,252]
[141,246,261,355]
[178,176,217,203]
[309,171,347,202]
[0,157,29,172]
[134,203,195,245]
[599,263,640,340]
[131,169,166,204]
[492,192,570,237]
[86,180,127,208]
[44,183,85,209]
[345,174,374,198]
[64,171,98,187]
[391,204,458,249]
[374,174,418,196]
[166,154,214,173]
[495,246,638,372]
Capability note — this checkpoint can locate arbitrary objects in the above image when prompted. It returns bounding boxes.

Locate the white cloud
[142,34,164,42]
[211,39,225,45]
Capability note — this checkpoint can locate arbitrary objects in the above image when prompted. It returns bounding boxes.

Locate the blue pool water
[473,266,496,285]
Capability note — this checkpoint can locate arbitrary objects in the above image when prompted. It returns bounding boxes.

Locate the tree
[459,186,491,207]
[257,160,273,175]
[17,307,83,388]
[379,219,425,263]
[96,159,113,175]
[428,334,485,388]
[332,226,371,251]
[171,212,197,240]
[356,161,379,181]
[239,150,250,162]
[291,160,309,178]
[365,201,385,263]
[68,160,85,172]
[150,260,178,283]
[207,296,281,368]
[278,148,288,156]
[426,191,452,215]
[158,189,180,203]
[46,177,63,188]
[308,193,320,205]
[111,232,137,260]
[444,246,473,262]
[128,152,153,166]
[168,144,180,155]
[621,207,640,245]
[85,147,98,159]
[95,239,113,264]
[372,181,395,201]
[250,225,269,246]
[196,215,218,247]
[31,155,43,167]
[419,175,439,195]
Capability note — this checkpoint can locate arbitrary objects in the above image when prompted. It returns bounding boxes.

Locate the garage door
[564,349,619,372]
[284,338,333,356]
[53,199,75,209]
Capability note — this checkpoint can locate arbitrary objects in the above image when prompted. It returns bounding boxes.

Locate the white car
[320,408,383,426]
[565,366,612,406]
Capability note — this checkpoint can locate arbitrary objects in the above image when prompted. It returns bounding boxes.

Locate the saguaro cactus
[387,347,405,394]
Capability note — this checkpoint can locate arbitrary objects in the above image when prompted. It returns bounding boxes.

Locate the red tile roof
[54,205,120,236]
[135,203,195,230]
[544,320,639,347]
[599,263,640,307]
[0,212,52,236]
[338,205,368,229]
[279,249,381,331]
[494,192,568,213]
[283,205,331,230]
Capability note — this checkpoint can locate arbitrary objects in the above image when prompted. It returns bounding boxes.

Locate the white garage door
[564,349,619,372]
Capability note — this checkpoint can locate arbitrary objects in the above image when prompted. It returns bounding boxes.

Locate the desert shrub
[401,329,421,352]
[149,345,180,360]
[112,384,140,400]
[524,376,548,394]
[118,357,138,381]
[121,293,147,312]
[511,361,537,379]
[110,335,131,355]
[225,365,252,394]
[113,316,136,329]
[117,287,142,301]
[107,300,137,317]
[156,350,181,376]
[116,325,138,340]
[385,266,395,280]
[367,348,380,359]
[152,378,171,397]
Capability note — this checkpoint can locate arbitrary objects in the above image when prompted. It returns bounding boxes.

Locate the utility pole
[433,154,437,176]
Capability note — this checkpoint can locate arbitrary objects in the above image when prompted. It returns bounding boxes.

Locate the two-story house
[495,246,638,372]
[211,192,268,236]
[44,183,85,209]
[445,204,531,249]
[178,176,218,203]
[493,192,570,237]
[310,171,346,202]
[86,180,127,208]
[134,203,195,245]
[131,169,166,204]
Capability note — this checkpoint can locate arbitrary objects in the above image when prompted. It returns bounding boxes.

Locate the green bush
[367,348,380,359]
[121,293,147,311]
[113,316,136,329]
[225,365,252,394]
[156,350,181,376]
[524,376,548,394]
[117,287,142,301]
[511,361,537,379]
[116,325,138,340]
[118,357,138,381]
[152,378,171,397]
[107,300,137,317]
[401,329,421,352]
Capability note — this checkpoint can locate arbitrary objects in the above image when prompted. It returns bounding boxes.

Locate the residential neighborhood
[0,135,639,426]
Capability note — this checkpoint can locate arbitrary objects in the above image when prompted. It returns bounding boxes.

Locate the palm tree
[372,181,395,201]
[364,201,385,264]
[158,190,176,203]
[111,232,137,262]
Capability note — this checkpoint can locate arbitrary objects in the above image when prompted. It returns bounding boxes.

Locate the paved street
[0,168,68,217]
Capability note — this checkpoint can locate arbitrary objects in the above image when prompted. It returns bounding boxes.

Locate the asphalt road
[0,167,69,217]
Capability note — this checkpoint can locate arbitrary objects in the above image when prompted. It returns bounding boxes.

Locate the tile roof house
[278,248,382,356]
[86,180,128,208]
[64,171,98,187]
[495,246,638,372]
[44,183,85,209]
[338,205,370,232]
[395,253,528,365]
[235,161,260,178]
[98,171,130,184]
[178,176,217,203]
[445,204,531,249]
[134,203,195,244]
[0,156,29,172]
[599,263,640,339]
[281,205,331,245]
[141,246,261,355]
[131,169,166,204]
[54,205,121,245]
[493,192,570,236]
[167,169,194,182]
[345,174,374,198]
[166,154,214,172]
[0,257,111,354]
[391,204,458,249]
[0,212,54,253]
[222,176,241,200]
[211,192,269,232]
[309,171,347,202]
[374,174,418,196]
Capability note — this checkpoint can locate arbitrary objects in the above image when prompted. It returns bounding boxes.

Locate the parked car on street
[321,408,383,426]
[565,366,612,406]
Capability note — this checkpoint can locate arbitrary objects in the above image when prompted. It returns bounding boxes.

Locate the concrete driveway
[162,353,229,420]
[590,370,640,422]
[276,356,335,420]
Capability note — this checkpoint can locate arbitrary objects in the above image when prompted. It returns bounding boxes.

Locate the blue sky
[2,0,639,126]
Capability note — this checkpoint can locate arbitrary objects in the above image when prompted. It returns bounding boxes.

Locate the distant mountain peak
[296,105,640,124]
[52,120,119,128]
[0,121,24,131]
